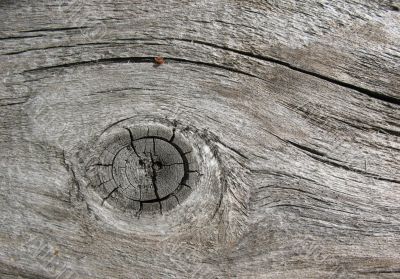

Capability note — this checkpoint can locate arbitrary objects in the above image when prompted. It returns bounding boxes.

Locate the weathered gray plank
[1,1,399,278]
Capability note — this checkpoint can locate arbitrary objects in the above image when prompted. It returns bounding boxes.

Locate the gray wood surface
[1,0,399,278]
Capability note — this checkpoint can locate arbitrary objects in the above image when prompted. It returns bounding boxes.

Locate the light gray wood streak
[0,0,399,278]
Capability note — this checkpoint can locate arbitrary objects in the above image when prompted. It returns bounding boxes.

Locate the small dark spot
[390,5,399,11]
[153,161,163,171]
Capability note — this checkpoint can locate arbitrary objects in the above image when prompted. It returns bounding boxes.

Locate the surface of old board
[1,0,400,278]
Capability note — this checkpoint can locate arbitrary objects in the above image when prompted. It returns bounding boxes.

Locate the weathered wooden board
[1,0,399,278]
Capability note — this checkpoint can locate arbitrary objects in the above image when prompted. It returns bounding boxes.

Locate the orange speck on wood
[154,56,165,65]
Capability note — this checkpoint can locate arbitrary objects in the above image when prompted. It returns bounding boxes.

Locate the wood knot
[72,119,225,235]
[86,124,199,216]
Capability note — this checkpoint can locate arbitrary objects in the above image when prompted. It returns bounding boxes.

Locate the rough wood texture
[1,0,399,278]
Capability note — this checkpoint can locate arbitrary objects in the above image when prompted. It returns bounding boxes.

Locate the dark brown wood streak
[0,0,399,278]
